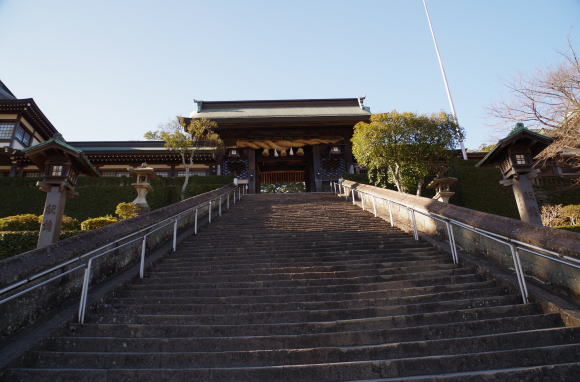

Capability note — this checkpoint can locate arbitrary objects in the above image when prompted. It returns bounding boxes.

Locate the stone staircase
[3,193,579,381]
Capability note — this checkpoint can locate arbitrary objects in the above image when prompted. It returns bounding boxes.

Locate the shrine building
[180,98,371,192]
[1,79,372,191]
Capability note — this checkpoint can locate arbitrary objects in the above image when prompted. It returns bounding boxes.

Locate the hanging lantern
[330,146,342,155]
[297,148,304,156]
[262,148,270,157]
[289,147,294,156]
[274,149,279,157]
[280,149,287,157]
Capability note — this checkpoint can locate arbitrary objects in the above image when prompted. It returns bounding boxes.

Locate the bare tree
[489,40,579,167]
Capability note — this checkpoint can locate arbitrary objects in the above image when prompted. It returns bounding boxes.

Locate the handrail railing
[0,184,249,324]
[331,181,580,304]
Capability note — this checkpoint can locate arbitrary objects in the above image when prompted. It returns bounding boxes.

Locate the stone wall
[340,181,580,303]
[0,184,237,340]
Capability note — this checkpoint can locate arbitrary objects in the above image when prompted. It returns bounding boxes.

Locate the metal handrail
[331,181,580,304]
[0,184,249,324]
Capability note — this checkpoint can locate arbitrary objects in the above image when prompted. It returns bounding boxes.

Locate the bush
[37,215,80,231]
[540,204,566,227]
[554,225,580,234]
[115,202,141,219]
[561,204,580,226]
[0,230,80,259]
[80,215,119,231]
[0,214,40,231]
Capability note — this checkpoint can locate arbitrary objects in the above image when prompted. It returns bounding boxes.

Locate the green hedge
[447,158,520,219]
[80,216,118,231]
[0,214,41,231]
[0,230,80,259]
[0,175,234,221]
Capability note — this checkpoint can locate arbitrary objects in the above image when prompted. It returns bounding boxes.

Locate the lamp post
[23,135,99,248]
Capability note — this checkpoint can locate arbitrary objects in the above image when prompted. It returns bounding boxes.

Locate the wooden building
[180,98,371,192]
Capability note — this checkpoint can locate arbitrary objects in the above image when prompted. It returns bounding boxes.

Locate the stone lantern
[128,163,157,214]
[428,176,457,203]
[23,134,99,248]
[476,123,553,225]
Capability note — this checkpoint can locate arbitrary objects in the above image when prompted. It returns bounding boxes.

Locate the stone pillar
[311,145,322,192]
[37,186,67,248]
[511,174,542,225]
[247,148,256,193]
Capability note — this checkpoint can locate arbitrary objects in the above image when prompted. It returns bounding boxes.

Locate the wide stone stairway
[4,193,580,381]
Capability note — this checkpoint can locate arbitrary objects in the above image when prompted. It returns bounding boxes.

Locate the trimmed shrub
[80,215,119,231]
[554,225,580,234]
[0,230,80,259]
[37,215,80,231]
[115,202,141,219]
[0,214,40,231]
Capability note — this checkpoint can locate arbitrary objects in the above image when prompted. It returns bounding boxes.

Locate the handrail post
[78,258,93,324]
[445,221,458,264]
[408,207,418,240]
[233,190,236,205]
[140,235,147,278]
[331,182,335,194]
[172,218,178,252]
[219,196,222,216]
[238,187,242,201]
[387,200,394,227]
[227,192,230,209]
[361,193,365,211]
[209,201,212,223]
[351,189,356,205]
[194,208,198,235]
[509,243,529,304]
[372,196,377,217]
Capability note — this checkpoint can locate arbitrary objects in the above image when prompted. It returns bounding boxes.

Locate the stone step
[144,263,461,283]
[116,280,498,302]
[159,252,445,269]
[346,362,580,382]
[47,314,562,353]
[109,286,507,313]
[121,274,486,297]
[23,327,580,369]
[70,304,541,338]
[151,258,446,274]
[99,295,519,325]
[133,268,478,291]
[7,343,580,381]
[168,246,438,261]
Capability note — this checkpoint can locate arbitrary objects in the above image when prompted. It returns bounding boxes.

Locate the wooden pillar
[247,148,256,193]
[311,145,322,192]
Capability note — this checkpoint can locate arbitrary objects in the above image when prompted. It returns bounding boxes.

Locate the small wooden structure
[23,134,99,248]
[477,123,553,225]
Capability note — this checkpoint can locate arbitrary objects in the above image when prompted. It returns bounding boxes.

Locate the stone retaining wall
[0,184,237,340]
[340,181,580,303]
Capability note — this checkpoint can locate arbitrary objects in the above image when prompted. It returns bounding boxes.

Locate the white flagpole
[422,0,468,160]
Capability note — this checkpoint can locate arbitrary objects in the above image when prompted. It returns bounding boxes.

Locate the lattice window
[0,123,14,139]
[14,125,32,146]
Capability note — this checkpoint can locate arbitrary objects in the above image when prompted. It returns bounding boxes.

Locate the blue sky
[1,0,578,149]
